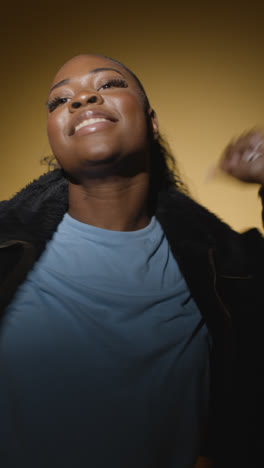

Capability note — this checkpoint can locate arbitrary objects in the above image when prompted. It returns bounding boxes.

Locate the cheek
[117,95,148,136]
[47,114,67,153]
[47,117,58,145]
[119,94,145,117]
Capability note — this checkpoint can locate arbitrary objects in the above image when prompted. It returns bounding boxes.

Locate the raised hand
[220,129,264,185]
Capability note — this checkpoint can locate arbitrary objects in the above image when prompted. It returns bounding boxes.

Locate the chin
[62,152,124,183]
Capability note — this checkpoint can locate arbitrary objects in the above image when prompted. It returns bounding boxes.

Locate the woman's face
[46,54,158,180]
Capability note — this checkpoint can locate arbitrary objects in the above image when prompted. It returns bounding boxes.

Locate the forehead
[51,55,130,88]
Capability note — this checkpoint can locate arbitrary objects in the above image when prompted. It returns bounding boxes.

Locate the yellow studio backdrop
[0,1,264,232]
[0,3,263,466]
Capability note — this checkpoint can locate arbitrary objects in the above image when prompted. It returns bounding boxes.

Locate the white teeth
[75,118,108,132]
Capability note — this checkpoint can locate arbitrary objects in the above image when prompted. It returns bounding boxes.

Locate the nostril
[87,96,97,104]
[71,101,81,109]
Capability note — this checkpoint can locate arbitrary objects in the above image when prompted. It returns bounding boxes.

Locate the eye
[99,78,128,91]
[46,96,70,112]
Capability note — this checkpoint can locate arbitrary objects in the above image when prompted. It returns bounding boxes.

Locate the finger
[239,129,264,154]
[246,129,264,148]
[221,150,240,170]
[223,130,264,166]
[243,150,262,163]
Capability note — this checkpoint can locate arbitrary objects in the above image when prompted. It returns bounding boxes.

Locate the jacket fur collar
[0,168,260,280]
[0,169,231,244]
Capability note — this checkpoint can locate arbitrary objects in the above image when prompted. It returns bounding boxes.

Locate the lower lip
[74,120,116,136]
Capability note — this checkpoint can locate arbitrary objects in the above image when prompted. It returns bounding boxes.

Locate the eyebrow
[47,67,125,97]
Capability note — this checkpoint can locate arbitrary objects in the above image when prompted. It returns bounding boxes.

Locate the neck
[67,172,151,231]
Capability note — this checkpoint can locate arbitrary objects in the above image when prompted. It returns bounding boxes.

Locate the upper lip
[69,109,118,135]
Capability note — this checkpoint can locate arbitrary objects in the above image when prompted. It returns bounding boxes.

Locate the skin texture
[220,129,264,185]
[45,56,263,468]
[47,54,159,231]
[47,54,264,231]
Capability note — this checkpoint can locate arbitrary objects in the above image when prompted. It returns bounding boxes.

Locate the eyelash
[99,78,127,90]
[46,78,128,112]
[46,97,69,113]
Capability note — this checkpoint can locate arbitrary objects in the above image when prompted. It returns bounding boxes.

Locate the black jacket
[1,169,264,467]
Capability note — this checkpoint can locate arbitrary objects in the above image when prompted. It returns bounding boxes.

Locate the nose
[69,90,103,111]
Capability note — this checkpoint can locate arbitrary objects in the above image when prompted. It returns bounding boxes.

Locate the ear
[148,108,159,140]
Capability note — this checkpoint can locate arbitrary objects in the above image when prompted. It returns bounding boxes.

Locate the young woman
[0,54,263,468]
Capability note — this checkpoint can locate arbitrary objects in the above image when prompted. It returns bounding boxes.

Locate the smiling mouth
[75,118,109,133]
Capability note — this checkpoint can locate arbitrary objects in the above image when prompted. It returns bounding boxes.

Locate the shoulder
[156,186,238,243]
[0,169,68,244]
[157,185,264,273]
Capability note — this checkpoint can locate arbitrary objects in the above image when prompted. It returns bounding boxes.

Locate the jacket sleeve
[258,186,264,227]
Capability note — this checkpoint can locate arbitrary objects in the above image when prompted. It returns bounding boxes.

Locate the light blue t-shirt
[0,214,211,468]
